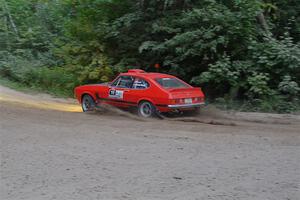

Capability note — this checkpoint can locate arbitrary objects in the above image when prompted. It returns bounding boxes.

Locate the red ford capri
[74,69,205,118]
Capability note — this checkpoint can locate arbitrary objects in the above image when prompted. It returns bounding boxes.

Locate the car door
[107,76,134,107]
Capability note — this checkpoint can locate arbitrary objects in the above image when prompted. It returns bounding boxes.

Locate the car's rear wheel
[138,101,156,118]
[81,94,96,112]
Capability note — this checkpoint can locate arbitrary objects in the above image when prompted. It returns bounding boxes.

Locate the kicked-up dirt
[0,85,299,200]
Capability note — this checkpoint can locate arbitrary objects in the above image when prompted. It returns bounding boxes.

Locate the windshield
[156,78,189,88]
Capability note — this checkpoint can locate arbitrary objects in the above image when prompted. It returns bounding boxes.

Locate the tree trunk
[256,12,271,36]
[3,0,19,38]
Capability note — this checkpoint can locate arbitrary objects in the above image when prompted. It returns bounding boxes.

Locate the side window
[114,76,134,88]
[132,78,150,89]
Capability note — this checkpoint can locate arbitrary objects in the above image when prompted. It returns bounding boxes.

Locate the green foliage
[0,0,299,113]
[195,33,300,104]
[278,75,300,97]
[247,73,272,97]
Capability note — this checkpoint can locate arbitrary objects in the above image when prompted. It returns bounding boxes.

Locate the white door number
[109,90,124,99]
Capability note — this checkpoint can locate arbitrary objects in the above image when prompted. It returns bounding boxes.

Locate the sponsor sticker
[109,89,124,99]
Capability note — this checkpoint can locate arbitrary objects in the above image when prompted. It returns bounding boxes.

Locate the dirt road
[1,85,299,200]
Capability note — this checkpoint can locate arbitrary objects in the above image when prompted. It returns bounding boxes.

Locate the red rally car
[74,69,205,118]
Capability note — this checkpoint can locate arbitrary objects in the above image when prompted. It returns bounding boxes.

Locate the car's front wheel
[81,94,96,112]
[138,101,156,118]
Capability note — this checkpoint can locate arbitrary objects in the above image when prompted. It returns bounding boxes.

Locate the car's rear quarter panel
[138,79,170,112]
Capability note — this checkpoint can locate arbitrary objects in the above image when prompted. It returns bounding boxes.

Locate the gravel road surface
[1,85,299,200]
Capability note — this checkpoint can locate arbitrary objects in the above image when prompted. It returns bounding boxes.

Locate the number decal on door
[109,89,124,99]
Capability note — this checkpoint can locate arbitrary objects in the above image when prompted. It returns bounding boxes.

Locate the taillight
[170,99,183,104]
[170,99,176,104]
[194,97,204,102]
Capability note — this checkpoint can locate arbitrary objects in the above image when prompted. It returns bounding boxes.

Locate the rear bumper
[167,102,205,109]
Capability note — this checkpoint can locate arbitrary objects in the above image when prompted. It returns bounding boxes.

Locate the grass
[0,77,72,98]
[0,77,39,93]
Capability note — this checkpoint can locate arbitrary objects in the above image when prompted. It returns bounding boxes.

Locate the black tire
[81,94,96,112]
[138,101,156,118]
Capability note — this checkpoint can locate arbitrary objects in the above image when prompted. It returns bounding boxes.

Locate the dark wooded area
[0,0,299,112]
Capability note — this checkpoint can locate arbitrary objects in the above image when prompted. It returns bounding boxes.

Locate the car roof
[120,71,175,80]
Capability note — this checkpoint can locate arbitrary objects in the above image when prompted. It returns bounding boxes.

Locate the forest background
[1,0,299,113]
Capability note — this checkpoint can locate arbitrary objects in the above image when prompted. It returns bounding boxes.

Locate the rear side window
[156,78,189,88]
[132,78,149,89]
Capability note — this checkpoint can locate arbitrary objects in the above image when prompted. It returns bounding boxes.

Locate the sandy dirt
[0,85,300,200]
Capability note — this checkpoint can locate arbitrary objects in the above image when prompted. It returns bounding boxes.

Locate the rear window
[156,78,189,88]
